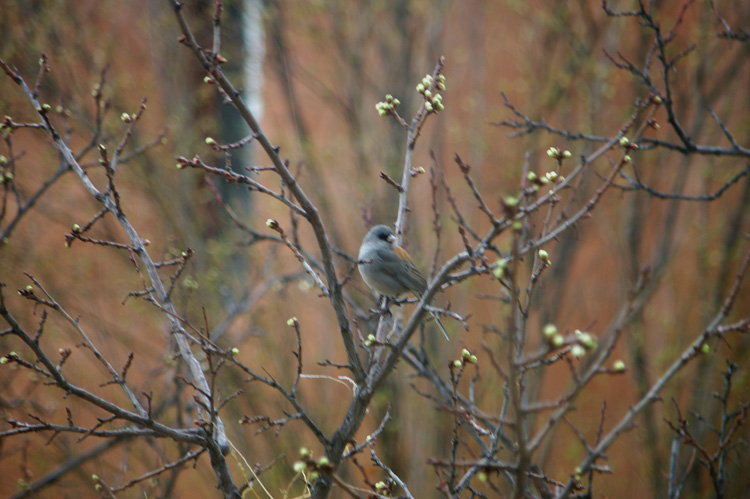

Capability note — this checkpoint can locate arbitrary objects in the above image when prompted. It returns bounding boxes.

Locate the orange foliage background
[1,0,749,497]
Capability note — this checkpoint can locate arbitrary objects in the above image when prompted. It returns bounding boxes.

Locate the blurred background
[1,0,749,497]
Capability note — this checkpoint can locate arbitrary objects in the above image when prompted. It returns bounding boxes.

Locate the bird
[358,224,449,341]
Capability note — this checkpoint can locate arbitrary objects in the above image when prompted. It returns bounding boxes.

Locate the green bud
[424,101,433,112]
[579,332,596,350]
[552,334,564,348]
[293,461,306,473]
[300,447,310,457]
[231,347,239,355]
[470,355,478,364]
[701,343,710,354]
[462,348,471,358]
[563,150,572,158]
[571,344,586,358]
[416,83,425,93]
[72,224,81,232]
[543,324,557,338]
[613,360,626,372]
[538,249,549,261]
[318,456,330,467]
[205,137,216,146]
[492,259,507,279]
[619,136,629,147]
[42,103,51,111]
[453,360,462,368]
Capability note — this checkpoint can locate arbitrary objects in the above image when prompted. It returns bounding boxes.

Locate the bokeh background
[1,0,749,497]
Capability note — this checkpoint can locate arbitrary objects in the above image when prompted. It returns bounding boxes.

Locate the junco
[358,224,449,341]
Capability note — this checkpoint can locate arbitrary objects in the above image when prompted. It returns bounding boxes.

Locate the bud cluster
[375,94,401,117]
[416,74,446,113]
[547,147,572,161]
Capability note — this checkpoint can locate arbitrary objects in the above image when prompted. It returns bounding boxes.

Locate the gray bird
[358,224,449,341]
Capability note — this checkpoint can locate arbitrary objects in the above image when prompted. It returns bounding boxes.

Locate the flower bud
[543,324,557,338]
[571,344,586,358]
